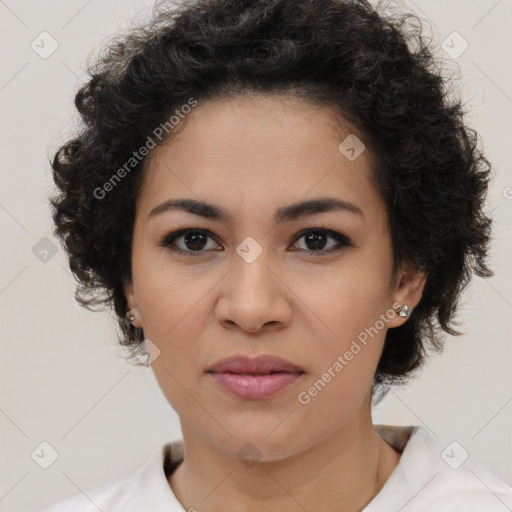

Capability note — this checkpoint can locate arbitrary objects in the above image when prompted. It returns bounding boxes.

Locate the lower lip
[207,371,303,399]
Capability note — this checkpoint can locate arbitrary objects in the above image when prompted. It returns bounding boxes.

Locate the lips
[206,354,304,375]
[206,355,305,399]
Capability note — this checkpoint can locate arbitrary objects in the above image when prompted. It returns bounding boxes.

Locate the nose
[215,252,292,334]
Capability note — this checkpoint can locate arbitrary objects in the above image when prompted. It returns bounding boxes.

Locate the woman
[44,0,512,510]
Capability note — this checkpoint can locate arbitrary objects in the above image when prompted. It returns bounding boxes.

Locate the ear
[123,276,135,305]
[123,276,142,328]
[387,264,427,328]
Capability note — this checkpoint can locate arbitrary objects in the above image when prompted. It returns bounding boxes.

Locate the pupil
[306,232,326,250]
[185,232,207,250]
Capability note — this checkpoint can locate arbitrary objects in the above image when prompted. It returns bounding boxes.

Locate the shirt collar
[364,425,440,511]
[136,439,185,511]
[134,426,430,511]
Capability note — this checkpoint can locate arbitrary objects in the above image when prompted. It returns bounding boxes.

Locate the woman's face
[124,94,425,460]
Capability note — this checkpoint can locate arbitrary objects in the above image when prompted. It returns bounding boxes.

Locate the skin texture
[124,94,426,512]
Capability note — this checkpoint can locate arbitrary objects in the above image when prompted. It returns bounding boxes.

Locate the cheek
[296,313,385,430]
[132,240,209,342]
[297,252,393,403]
[138,278,209,364]
[302,253,393,345]
[131,258,213,411]
[142,298,212,416]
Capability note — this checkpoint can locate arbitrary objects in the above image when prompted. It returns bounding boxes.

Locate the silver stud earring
[127,309,136,322]
[398,304,409,317]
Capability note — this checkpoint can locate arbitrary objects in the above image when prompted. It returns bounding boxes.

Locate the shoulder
[42,469,141,512]
[426,462,512,510]
[368,425,512,512]
[42,440,184,512]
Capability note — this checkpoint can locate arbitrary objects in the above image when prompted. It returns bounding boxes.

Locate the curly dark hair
[50,0,493,393]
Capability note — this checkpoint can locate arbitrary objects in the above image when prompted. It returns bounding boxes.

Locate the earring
[127,308,136,322]
[398,304,409,317]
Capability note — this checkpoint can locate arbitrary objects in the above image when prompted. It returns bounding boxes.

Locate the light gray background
[0,0,511,510]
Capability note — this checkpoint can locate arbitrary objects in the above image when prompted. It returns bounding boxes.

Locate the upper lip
[207,355,304,374]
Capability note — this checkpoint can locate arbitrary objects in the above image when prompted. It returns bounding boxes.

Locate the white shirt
[43,425,512,511]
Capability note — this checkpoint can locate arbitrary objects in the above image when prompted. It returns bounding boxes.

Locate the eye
[159,227,352,257]
[289,228,353,255]
[159,228,221,256]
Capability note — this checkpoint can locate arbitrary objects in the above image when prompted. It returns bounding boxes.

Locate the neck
[168,401,400,512]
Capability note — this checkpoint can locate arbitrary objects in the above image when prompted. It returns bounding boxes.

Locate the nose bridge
[231,239,276,302]
[216,239,290,331]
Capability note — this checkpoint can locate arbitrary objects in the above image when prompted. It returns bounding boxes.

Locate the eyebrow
[148,197,365,223]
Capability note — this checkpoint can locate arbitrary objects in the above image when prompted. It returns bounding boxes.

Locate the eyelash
[158,227,353,257]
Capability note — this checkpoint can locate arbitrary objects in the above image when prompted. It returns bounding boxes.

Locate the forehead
[138,94,387,230]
